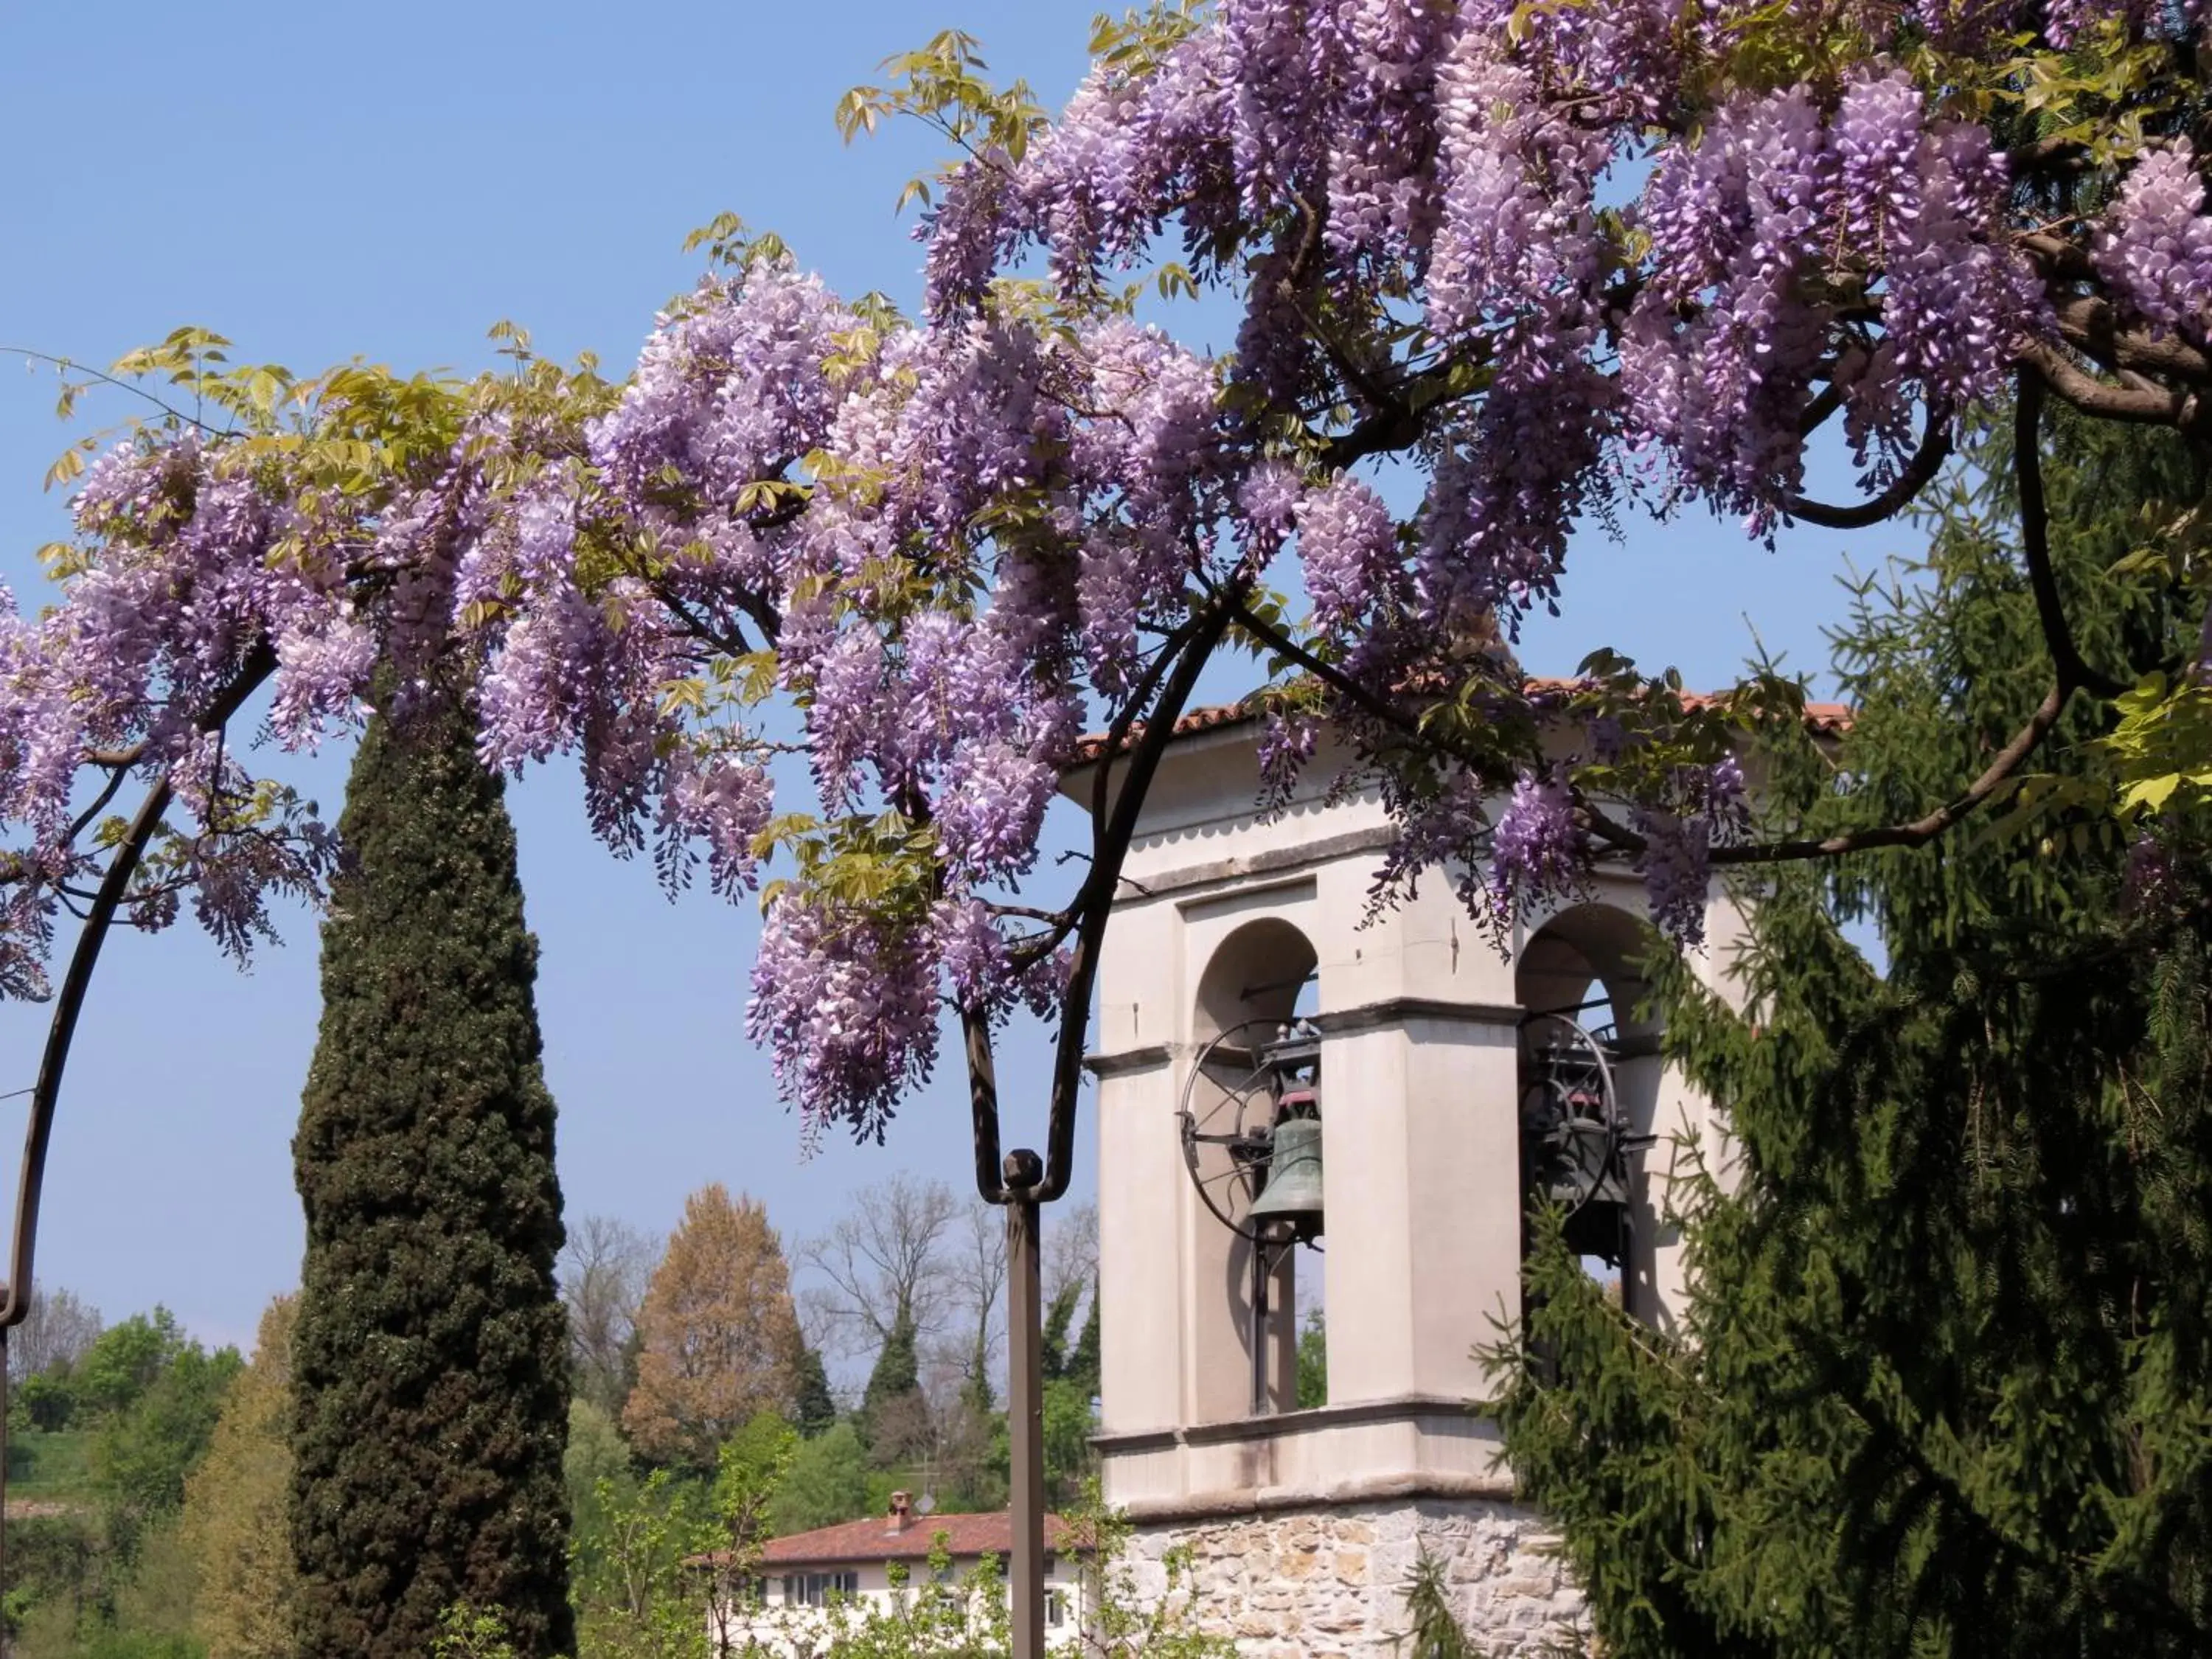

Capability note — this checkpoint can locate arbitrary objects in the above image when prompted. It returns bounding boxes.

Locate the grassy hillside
[7,1429,94,1506]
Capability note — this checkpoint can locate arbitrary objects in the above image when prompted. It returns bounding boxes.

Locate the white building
[1068,698,1828,1655]
[706,1493,1089,1655]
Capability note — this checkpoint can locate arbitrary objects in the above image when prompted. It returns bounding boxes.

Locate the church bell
[1250,1114,1326,1237]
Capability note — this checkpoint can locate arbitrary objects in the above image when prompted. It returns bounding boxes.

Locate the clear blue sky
[0,1,1921,1354]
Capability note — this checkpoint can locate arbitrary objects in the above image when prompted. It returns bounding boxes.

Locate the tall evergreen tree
[291,676,573,1659]
[1065,1284,1100,1403]
[858,1310,922,1458]
[1039,1279,1082,1382]
[1488,408,2212,1657]
[791,1346,839,1440]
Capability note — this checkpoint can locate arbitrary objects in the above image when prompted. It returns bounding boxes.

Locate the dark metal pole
[1004,1149,1046,1659]
[1250,1235,1268,1418]
[1,1326,9,1655]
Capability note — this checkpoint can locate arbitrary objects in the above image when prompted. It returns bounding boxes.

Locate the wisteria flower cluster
[5,0,2211,1141]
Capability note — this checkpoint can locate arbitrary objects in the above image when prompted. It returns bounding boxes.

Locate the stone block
[1135,1495,1585,1657]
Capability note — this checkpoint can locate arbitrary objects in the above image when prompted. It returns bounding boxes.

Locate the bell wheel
[1519,1009,1633,1261]
[1179,1019,1301,1241]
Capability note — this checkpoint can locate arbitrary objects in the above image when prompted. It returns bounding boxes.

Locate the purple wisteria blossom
[1489,769,1584,907]
[7,0,2210,1144]
[2095,141,2212,344]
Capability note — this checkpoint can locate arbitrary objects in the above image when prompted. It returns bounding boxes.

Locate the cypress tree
[858,1310,922,1455]
[791,1346,839,1440]
[1065,1284,1100,1402]
[1039,1279,1082,1382]
[291,675,573,1658]
[1486,407,2212,1657]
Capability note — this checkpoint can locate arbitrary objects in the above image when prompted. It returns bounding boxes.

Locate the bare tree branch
[557,1214,659,1418]
[1042,1201,1098,1310]
[949,1202,1009,1390]
[1037,596,1242,1203]
[797,1173,960,1357]
[1710,682,2066,865]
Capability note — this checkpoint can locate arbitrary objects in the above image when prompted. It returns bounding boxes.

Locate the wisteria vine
[7,0,2212,1164]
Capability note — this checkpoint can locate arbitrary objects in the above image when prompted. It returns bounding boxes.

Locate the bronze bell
[1250,1115,1325,1237]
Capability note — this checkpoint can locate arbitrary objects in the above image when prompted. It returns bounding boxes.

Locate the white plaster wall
[1096,1051,1184,1436]
[1077,718,1750,1515]
[715,1556,1089,1655]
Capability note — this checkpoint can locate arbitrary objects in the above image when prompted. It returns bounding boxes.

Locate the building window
[1046,1588,1068,1627]
[781,1571,859,1607]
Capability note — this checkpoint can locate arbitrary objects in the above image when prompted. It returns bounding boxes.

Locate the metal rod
[1,1326,9,1648]
[1004,1151,1046,1659]
[1249,1233,1269,1418]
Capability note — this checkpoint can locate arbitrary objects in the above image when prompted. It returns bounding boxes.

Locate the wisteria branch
[1784,408,1954,530]
[0,347,243,442]
[960,597,1237,1206]
[1091,609,1214,832]
[1034,594,1241,1203]
[1231,588,2071,877]
[1708,681,2065,866]
[2014,366,2127,701]
[1225,597,1436,747]
[62,765,132,848]
[4,638,276,1328]
[2023,341,2197,425]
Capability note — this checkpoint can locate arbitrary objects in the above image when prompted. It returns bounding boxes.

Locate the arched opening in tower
[1513,904,1666,1319]
[1184,917,1323,1419]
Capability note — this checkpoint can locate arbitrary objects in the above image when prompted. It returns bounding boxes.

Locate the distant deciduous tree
[1042,1203,1096,1315]
[559,1216,657,1422]
[8,1287,102,1383]
[1295,1311,1326,1413]
[947,1204,1006,1417]
[1065,1291,1099,1406]
[799,1175,958,1361]
[180,1295,299,1659]
[769,1421,872,1537]
[74,1307,190,1418]
[88,1321,243,1526]
[623,1184,801,1470]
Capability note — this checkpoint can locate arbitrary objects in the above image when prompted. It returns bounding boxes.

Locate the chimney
[888,1491,913,1534]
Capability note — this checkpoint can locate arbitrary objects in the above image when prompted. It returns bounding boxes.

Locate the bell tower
[1068,709,1744,1655]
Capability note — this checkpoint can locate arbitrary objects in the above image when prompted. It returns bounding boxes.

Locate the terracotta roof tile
[724,1510,1077,1569]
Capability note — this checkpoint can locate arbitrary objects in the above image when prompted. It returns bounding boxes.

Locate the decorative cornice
[1083,1044,1175,1080]
[1183,1393,1480,1444]
[1089,1425,1182,1454]
[1093,1393,1482,1455]
[1084,1005,1521,1079]
[1116,1470,1519,1524]
[1310,997,1523,1034]
[1123,826,1394,902]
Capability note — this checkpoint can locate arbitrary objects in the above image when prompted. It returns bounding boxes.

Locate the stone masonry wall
[1125,1498,1585,1658]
